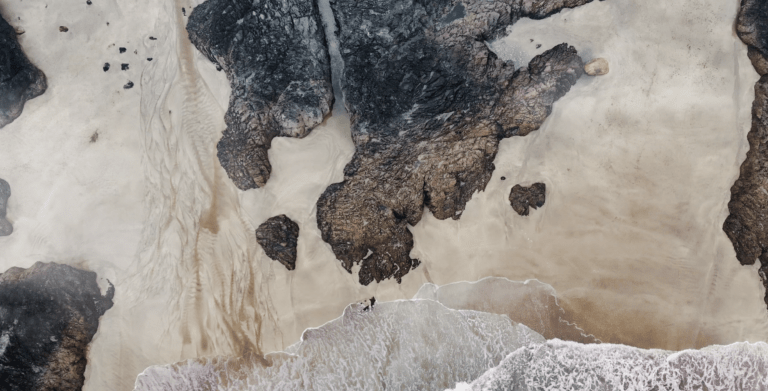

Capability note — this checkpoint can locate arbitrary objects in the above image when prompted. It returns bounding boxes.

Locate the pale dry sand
[0,0,765,390]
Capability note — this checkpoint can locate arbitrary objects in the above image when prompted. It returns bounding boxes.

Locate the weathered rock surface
[256,215,299,270]
[584,58,609,76]
[0,262,114,391]
[724,0,768,309]
[187,0,333,190]
[317,0,594,285]
[0,179,11,236]
[509,183,546,216]
[0,13,47,128]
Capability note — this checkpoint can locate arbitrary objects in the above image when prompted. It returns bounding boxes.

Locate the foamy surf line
[133,279,768,391]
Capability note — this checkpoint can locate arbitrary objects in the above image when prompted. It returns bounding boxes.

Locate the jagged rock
[723,0,768,309]
[0,262,114,391]
[187,0,333,190]
[584,58,609,76]
[317,0,594,285]
[255,215,299,270]
[0,14,47,129]
[509,183,546,216]
[0,179,11,236]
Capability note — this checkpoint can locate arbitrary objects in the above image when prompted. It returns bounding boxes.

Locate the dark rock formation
[256,215,299,270]
[509,183,546,216]
[0,262,114,391]
[187,0,333,190]
[0,14,47,129]
[724,0,768,308]
[0,179,11,236]
[317,0,593,285]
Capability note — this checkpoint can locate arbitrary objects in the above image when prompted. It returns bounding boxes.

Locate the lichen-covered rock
[187,0,333,190]
[509,183,546,216]
[723,0,768,309]
[0,13,47,128]
[584,58,609,76]
[256,215,299,270]
[317,0,594,285]
[0,262,114,391]
[0,179,11,236]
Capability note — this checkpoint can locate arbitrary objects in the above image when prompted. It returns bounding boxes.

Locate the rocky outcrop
[0,13,47,128]
[317,0,594,285]
[0,262,114,391]
[723,0,768,309]
[0,179,11,236]
[509,183,546,216]
[187,0,333,190]
[255,215,299,270]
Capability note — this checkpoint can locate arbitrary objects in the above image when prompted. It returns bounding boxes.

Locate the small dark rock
[0,262,114,391]
[0,179,11,236]
[119,47,126,53]
[123,81,134,89]
[147,58,152,61]
[1,14,47,128]
[86,0,92,5]
[59,26,68,32]
[501,176,506,181]
[182,7,186,16]
[509,183,546,216]
[103,62,110,72]
[121,63,129,71]
[536,43,542,49]
[90,131,99,143]
[149,36,157,40]
[255,215,299,271]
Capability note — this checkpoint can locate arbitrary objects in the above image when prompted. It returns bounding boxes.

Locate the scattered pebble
[501,176,506,180]
[121,63,129,71]
[59,26,69,32]
[119,47,126,53]
[536,43,541,49]
[134,49,137,54]
[123,81,134,89]
[90,131,99,143]
[149,36,157,40]
[147,58,153,61]
[87,0,92,4]
[584,58,609,76]
[103,63,110,72]
[182,7,186,16]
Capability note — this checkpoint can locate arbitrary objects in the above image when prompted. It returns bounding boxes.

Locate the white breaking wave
[133,299,544,391]
[453,340,768,391]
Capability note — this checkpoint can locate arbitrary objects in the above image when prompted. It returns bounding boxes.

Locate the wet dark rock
[187,0,333,190]
[317,0,592,285]
[119,47,126,53]
[0,14,47,129]
[0,179,11,236]
[0,262,114,391]
[509,183,546,216]
[255,215,299,270]
[724,0,768,309]
[121,63,129,71]
[123,81,133,89]
[103,62,110,72]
